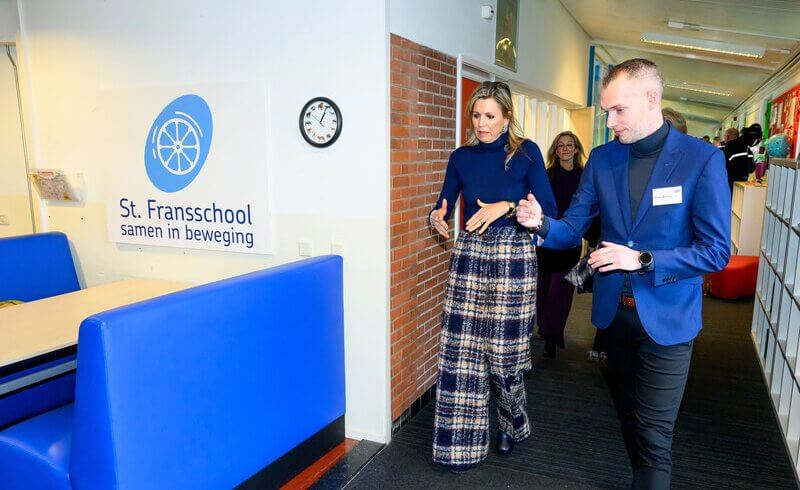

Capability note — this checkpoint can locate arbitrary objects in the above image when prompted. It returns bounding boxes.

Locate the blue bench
[0,232,81,430]
[0,255,345,489]
[0,231,80,302]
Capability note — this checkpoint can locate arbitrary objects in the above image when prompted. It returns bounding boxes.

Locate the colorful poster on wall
[769,85,800,158]
[101,82,272,254]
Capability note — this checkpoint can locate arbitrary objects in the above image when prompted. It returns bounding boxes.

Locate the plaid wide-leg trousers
[433,226,537,466]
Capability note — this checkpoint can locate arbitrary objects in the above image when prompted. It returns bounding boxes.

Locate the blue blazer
[541,126,731,346]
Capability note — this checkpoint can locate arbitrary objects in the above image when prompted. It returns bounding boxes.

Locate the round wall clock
[299,97,342,147]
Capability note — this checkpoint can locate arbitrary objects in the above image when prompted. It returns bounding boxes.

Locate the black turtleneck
[620,120,668,296]
[628,121,669,218]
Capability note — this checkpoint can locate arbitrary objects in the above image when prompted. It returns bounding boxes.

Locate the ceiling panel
[560,0,800,117]
[603,46,770,104]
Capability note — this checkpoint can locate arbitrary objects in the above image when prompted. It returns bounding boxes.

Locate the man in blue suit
[518,59,730,489]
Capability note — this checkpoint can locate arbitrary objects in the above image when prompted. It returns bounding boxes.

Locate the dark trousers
[605,305,693,490]
[593,327,607,353]
[536,270,575,349]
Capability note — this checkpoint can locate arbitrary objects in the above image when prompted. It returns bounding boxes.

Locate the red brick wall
[389,33,457,421]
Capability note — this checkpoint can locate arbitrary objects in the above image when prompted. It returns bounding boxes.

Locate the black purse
[565,247,596,294]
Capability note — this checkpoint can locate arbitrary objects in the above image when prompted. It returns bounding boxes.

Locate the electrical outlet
[0,214,9,225]
[298,241,312,257]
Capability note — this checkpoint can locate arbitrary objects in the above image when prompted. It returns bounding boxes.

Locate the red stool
[707,255,759,299]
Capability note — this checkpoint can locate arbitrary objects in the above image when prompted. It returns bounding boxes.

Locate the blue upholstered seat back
[69,256,345,489]
[0,232,80,302]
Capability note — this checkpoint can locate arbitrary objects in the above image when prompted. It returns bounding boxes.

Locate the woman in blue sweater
[429,81,556,472]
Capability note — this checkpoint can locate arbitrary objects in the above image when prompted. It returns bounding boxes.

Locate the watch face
[300,97,342,147]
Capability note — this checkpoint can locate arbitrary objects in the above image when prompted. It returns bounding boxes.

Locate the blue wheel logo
[145,94,212,192]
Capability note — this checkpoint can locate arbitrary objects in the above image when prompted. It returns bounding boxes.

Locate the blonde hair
[546,131,586,169]
[662,107,687,134]
[464,81,525,165]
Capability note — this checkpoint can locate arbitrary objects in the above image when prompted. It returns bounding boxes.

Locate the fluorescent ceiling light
[665,81,733,97]
[591,39,774,71]
[641,32,765,59]
[667,19,800,42]
[676,96,735,109]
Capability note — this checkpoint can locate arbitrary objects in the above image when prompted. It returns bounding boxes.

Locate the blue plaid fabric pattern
[433,226,537,465]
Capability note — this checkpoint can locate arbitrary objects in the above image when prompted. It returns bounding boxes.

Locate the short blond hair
[602,58,663,96]
[662,107,687,133]
[724,127,739,141]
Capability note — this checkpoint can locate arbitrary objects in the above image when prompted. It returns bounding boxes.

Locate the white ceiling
[559,0,800,131]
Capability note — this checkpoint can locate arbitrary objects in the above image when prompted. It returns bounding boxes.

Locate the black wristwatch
[638,250,653,269]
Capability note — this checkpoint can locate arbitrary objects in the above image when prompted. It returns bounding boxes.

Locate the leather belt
[620,295,637,308]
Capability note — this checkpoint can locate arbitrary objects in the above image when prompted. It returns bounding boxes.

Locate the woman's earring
[502,124,508,133]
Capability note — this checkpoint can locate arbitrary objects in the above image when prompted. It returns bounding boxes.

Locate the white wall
[390,0,590,106]
[18,0,391,442]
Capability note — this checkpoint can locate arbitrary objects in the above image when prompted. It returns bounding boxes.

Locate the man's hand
[588,241,642,272]
[516,193,543,229]
[465,200,509,234]
[430,199,450,239]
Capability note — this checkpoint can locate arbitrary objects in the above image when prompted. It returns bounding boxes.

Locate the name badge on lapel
[653,186,682,206]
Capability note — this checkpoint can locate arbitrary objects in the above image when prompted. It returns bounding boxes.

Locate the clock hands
[301,98,340,146]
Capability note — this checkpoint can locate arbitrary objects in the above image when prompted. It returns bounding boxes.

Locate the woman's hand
[465,200,510,234]
[430,199,450,239]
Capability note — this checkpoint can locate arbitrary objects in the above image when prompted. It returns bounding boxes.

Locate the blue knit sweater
[433,133,557,227]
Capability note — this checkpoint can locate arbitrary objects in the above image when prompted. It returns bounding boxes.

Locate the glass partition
[0,44,34,237]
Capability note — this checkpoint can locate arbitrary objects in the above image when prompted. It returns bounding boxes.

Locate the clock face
[299,97,342,147]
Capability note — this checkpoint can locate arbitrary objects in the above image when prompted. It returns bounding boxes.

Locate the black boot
[496,431,515,455]
[542,341,556,359]
[448,463,473,473]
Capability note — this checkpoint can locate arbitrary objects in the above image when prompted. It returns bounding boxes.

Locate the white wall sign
[104,82,272,254]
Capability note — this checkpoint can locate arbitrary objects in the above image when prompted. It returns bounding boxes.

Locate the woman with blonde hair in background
[536,131,599,359]
[429,81,556,472]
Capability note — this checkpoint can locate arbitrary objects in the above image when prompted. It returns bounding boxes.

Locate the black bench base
[238,415,345,489]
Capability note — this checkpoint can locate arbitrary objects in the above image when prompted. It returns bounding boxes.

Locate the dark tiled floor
[313,440,384,489]
[344,294,798,489]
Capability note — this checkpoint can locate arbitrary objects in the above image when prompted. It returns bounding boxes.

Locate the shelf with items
[768,206,792,229]
[763,213,793,279]
[784,168,795,221]
[787,300,800,373]
[778,287,792,353]
[778,222,789,276]
[732,181,744,220]
[787,231,799,292]
[765,213,774,261]
[753,157,800,474]
[731,182,767,256]
[787,385,800,465]
[794,166,800,229]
